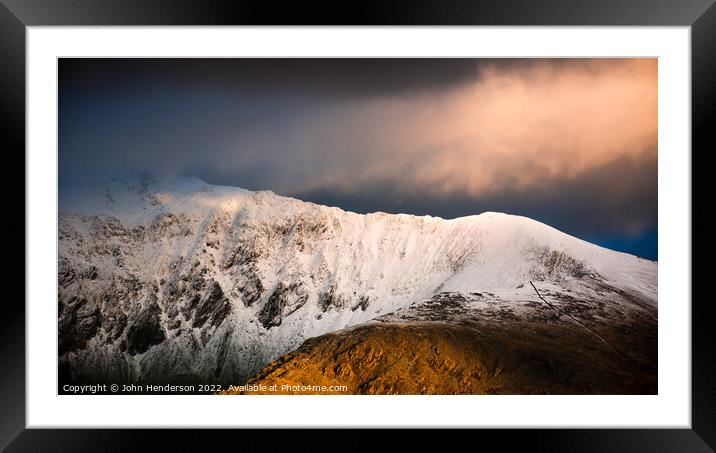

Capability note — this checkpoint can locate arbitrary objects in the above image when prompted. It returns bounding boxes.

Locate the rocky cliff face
[58,177,657,390]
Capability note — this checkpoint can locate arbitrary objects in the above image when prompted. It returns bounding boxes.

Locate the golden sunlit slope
[222,319,656,395]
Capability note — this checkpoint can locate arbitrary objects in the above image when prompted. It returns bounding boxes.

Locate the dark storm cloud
[59,58,614,100]
[58,58,658,259]
[60,58,486,99]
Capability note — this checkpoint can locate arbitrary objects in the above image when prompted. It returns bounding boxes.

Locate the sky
[59,58,658,259]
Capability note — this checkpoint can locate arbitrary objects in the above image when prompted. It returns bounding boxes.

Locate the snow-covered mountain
[58,176,657,387]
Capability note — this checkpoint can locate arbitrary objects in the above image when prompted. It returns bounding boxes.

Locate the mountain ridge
[57,176,657,389]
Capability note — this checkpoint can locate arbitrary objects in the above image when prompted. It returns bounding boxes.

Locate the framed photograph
[3,0,714,451]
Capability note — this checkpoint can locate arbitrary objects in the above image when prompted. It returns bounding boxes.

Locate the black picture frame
[2,1,713,451]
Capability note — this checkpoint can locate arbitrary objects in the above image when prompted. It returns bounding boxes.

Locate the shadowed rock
[58,296,102,355]
[259,282,308,328]
[124,300,165,355]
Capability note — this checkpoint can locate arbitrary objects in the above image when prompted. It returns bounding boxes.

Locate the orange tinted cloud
[291,59,657,197]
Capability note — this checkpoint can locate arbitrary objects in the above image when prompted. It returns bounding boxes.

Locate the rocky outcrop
[58,296,101,355]
[192,279,231,329]
[258,282,309,328]
[318,285,345,312]
[123,298,165,355]
[530,247,597,281]
[351,296,369,312]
